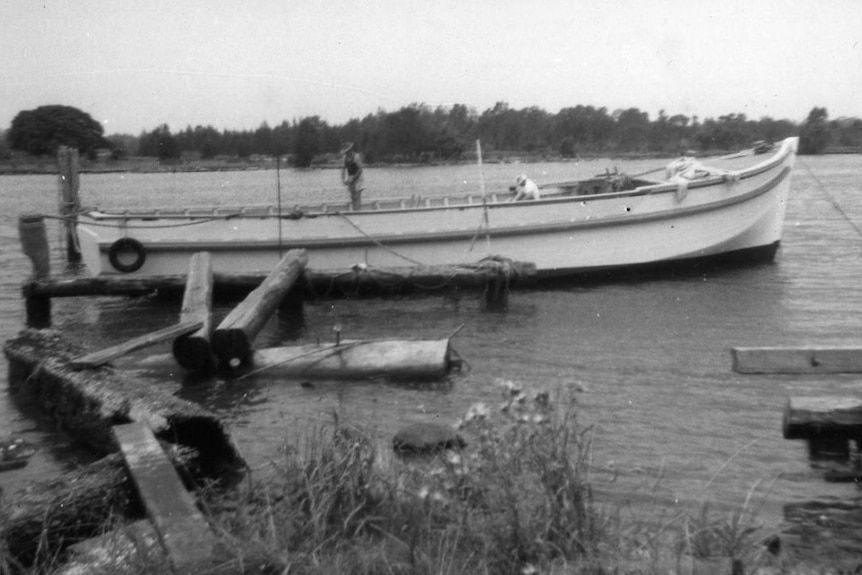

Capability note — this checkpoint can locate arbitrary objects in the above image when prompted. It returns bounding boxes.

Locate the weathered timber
[172,252,215,372]
[70,320,204,369]
[783,397,862,460]
[732,346,862,374]
[19,213,52,327]
[57,520,167,575]
[3,329,245,476]
[57,146,82,263]
[114,422,218,573]
[211,249,308,368]
[21,258,537,301]
[0,453,133,566]
[1,446,202,567]
[241,338,457,380]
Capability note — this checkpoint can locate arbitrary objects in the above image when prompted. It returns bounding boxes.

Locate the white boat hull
[76,138,797,280]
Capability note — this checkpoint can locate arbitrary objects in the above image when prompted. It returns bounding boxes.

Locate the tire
[108,237,146,273]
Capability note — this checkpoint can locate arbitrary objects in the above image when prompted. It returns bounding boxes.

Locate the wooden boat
[75,137,798,280]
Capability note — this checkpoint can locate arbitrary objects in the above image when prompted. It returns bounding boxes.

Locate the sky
[2,0,860,136]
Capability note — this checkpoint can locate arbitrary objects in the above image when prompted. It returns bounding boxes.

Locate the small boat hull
[76,138,798,280]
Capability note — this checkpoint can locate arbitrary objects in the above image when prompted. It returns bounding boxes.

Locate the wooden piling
[19,213,52,327]
[57,146,81,263]
[211,249,308,369]
[172,252,216,372]
[783,397,862,460]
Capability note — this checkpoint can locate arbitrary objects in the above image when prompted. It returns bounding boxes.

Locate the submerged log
[732,346,862,374]
[3,328,245,476]
[172,252,216,372]
[242,338,458,380]
[211,249,308,369]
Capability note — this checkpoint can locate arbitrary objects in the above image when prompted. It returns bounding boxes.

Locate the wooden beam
[113,423,218,573]
[70,320,203,369]
[732,346,862,374]
[783,397,862,440]
[212,249,307,369]
[172,253,215,372]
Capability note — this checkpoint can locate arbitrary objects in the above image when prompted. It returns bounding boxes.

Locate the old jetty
[2,146,535,571]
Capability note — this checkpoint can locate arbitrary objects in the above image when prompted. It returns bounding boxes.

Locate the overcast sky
[2,0,860,135]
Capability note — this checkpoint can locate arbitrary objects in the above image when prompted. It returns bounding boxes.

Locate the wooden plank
[172,252,215,372]
[70,320,203,369]
[783,396,862,440]
[113,422,217,573]
[732,346,862,374]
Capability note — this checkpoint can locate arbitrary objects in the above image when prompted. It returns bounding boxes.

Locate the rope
[798,156,862,240]
[335,212,427,267]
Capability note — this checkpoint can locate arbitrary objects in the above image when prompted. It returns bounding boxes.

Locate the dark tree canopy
[8,105,110,156]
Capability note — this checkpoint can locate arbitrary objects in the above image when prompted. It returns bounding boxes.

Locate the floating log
[3,328,245,476]
[114,422,218,573]
[732,346,862,374]
[241,338,460,380]
[70,320,204,369]
[172,252,215,372]
[211,249,308,369]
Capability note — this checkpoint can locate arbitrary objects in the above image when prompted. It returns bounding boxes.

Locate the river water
[2,155,861,535]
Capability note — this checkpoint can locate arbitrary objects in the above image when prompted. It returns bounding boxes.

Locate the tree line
[6,103,862,165]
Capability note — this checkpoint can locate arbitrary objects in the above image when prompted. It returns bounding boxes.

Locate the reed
[1,380,802,574]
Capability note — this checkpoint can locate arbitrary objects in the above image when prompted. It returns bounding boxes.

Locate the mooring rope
[797,156,862,241]
[335,212,427,267]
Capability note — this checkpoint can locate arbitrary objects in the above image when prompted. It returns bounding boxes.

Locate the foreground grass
[2,381,802,574]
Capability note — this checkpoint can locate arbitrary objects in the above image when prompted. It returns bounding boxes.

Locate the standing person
[511,174,541,201]
[340,142,364,210]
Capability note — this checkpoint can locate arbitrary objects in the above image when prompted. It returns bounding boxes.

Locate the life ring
[108,237,146,273]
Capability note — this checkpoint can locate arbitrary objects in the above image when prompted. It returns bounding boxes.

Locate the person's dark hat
[340,142,354,154]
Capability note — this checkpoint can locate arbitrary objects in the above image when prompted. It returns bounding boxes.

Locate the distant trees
[7,105,110,157]
[138,124,180,160]
[19,103,855,165]
[799,107,831,154]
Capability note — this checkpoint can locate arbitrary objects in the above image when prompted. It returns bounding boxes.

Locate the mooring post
[481,261,510,312]
[18,213,52,327]
[57,145,82,263]
[172,252,216,373]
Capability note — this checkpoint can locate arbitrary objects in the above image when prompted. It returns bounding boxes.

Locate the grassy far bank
[4,381,853,575]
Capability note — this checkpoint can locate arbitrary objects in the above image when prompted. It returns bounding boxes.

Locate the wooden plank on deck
[70,320,204,369]
[732,346,862,374]
[113,422,217,572]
